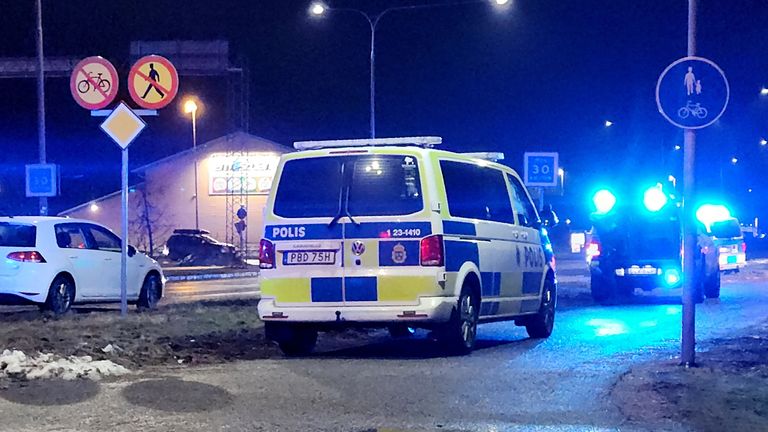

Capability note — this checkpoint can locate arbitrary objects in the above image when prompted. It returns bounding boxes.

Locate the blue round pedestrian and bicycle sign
[656,56,729,129]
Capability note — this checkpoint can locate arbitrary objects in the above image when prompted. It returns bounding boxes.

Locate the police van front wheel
[525,278,556,339]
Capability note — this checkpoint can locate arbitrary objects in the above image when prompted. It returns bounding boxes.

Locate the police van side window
[507,174,538,227]
[441,160,515,224]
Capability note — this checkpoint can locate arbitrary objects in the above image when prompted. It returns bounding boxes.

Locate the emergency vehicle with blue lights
[257,137,557,355]
[586,185,721,303]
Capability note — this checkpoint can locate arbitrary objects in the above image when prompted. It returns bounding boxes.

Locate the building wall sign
[208,152,280,196]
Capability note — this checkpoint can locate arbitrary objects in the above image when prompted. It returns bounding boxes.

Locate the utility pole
[680,0,697,367]
[35,0,47,216]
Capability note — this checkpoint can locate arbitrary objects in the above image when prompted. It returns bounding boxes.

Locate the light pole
[184,99,200,230]
[558,168,565,195]
[310,1,510,138]
[35,0,47,216]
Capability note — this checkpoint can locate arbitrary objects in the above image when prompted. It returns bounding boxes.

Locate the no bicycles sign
[69,56,119,110]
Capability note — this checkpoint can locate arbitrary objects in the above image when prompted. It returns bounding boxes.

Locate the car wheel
[267,323,318,357]
[137,273,161,311]
[438,285,479,355]
[590,269,616,304]
[525,277,556,339]
[43,274,75,316]
[704,269,721,299]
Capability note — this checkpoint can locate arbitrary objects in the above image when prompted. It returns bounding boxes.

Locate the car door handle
[68,256,78,260]
[104,258,113,261]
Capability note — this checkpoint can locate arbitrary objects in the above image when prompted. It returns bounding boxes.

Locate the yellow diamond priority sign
[100,102,147,149]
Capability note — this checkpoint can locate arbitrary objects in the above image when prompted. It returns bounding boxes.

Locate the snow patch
[0,349,130,380]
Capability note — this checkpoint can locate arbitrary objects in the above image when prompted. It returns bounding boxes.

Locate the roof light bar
[293,136,442,151]
[462,152,505,162]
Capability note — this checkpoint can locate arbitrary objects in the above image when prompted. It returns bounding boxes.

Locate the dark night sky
[1,0,767,224]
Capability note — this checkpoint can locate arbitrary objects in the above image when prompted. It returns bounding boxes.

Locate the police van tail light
[420,235,444,267]
[259,239,275,269]
[6,251,46,263]
[742,242,747,254]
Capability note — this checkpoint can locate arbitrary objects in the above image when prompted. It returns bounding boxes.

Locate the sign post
[71,54,179,316]
[655,0,729,367]
[100,102,147,316]
[523,152,559,210]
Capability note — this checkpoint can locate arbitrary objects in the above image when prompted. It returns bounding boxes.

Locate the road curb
[165,271,260,283]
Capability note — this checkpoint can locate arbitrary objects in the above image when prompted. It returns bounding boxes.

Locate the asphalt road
[163,277,260,302]
[2,258,767,432]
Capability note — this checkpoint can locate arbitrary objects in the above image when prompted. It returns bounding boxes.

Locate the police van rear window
[0,223,37,247]
[273,155,423,218]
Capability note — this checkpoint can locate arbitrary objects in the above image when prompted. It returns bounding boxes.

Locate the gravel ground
[0,299,280,372]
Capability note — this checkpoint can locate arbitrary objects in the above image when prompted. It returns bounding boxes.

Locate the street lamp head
[731,157,738,164]
[183,99,198,114]
[494,0,510,5]
[310,2,327,16]
[604,120,613,127]
[558,168,564,177]
[761,87,768,96]
[761,138,767,146]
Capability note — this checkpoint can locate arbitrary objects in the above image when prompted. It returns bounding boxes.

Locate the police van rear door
[267,155,347,306]
[341,152,433,306]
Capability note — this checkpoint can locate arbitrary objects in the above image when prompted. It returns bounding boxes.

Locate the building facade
[60,132,291,255]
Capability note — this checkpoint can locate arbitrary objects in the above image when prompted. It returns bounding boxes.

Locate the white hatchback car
[0,217,164,314]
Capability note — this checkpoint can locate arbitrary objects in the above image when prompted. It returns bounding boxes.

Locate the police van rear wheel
[438,286,478,355]
[266,323,318,357]
[525,278,556,339]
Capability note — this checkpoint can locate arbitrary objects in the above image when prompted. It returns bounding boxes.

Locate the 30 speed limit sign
[524,152,559,187]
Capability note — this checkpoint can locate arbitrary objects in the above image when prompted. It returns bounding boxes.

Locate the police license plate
[283,250,336,265]
[627,267,657,275]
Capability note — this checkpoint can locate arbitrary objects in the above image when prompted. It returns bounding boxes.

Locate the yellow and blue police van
[257,137,557,355]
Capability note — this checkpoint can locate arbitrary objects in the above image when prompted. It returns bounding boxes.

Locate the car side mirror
[128,245,137,257]
[539,207,559,228]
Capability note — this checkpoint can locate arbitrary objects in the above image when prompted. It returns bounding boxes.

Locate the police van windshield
[273,155,423,218]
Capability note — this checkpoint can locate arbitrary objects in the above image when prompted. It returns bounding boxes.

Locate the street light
[558,167,565,194]
[731,156,738,165]
[310,2,326,16]
[761,138,767,146]
[183,97,200,230]
[311,1,507,138]
[761,87,768,96]
[604,120,613,127]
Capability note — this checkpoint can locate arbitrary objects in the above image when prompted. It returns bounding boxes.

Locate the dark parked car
[165,229,238,266]
[587,187,720,304]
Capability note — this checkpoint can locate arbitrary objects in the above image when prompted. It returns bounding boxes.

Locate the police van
[258,137,557,355]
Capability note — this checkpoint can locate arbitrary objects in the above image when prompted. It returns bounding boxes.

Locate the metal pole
[369,21,376,138]
[120,149,129,317]
[35,0,47,216]
[192,110,199,230]
[681,0,697,367]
